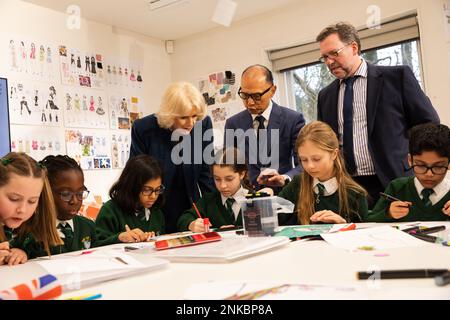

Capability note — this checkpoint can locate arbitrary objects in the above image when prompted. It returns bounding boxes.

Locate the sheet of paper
[321,226,429,251]
[183,281,368,300]
[37,250,145,276]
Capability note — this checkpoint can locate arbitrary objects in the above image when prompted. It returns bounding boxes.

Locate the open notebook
[148,236,290,263]
[0,248,168,292]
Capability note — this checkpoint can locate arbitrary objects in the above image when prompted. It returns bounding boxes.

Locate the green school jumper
[367,176,450,222]
[95,199,165,246]
[277,175,368,225]
[177,191,243,231]
[15,215,97,259]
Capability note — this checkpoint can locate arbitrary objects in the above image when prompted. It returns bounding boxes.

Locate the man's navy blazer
[317,63,440,187]
[224,102,305,186]
[130,114,215,202]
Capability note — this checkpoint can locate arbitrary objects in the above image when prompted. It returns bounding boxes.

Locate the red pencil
[190,197,209,232]
[190,197,202,218]
[192,202,202,219]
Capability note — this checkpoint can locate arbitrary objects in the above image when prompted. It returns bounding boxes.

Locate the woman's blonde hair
[295,121,367,225]
[0,152,63,254]
[156,82,207,129]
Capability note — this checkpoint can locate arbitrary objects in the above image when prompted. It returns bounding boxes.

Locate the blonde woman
[130,82,215,233]
[278,121,368,225]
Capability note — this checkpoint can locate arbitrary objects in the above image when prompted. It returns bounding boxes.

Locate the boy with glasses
[366,123,450,222]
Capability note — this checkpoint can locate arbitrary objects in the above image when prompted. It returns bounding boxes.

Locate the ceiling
[23,0,299,40]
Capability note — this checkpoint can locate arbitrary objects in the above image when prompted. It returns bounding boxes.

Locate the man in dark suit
[224,65,305,189]
[316,22,440,208]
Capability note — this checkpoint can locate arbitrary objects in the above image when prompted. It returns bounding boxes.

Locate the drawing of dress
[10,40,17,70]
[96,96,105,115]
[46,47,52,63]
[130,69,136,81]
[82,95,88,111]
[89,96,95,112]
[30,43,36,59]
[74,94,81,111]
[137,71,143,82]
[77,56,81,68]
[66,93,72,110]
[85,56,90,72]
[90,56,96,74]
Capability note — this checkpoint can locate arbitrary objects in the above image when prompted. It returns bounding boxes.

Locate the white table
[56,222,450,300]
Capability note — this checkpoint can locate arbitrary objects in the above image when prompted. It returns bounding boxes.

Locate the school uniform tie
[255,115,266,165]
[3,228,13,241]
[225,198,235,222]
[57,222,74,249]
[421,188,434,207]
[343,76,358,175]
[136,209,147,221]
[316,183,326,204]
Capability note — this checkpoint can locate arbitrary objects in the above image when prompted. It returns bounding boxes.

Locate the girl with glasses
[95,155,165,245]
[16,155,95,259]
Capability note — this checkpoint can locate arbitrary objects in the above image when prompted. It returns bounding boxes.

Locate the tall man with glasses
[224,64,305,189]
[316,22,440,208]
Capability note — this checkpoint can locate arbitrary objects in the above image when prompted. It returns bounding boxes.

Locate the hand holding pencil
[119,225,154,243]
[0,241,10,265]
[388,201,413,219]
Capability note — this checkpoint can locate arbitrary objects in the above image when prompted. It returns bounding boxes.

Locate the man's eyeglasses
[318,43,352,63]
[411,164,448,175]
[141,185,165,197]
[58,190,90,202]
[238,86,272,102]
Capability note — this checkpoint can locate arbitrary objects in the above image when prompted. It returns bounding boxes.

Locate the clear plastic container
[238,196,293,237]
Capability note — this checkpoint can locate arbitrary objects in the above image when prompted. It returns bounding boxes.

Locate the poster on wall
[206,102,243,150]
[8,80,62,126]
[111,131,131,169]
[10,125,65,161]
[62,87,109,129]
[199,70,242,150]
[58,45,106,89]
[199,70,238,106]
[108,94,143,130]
[65,129,111,170]
[6,38,58,82]
[104,59,144,89]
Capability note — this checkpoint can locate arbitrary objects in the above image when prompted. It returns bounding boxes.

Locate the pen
[401,226,421,233]
[357,268,449,280]
[415,225,446,235]
[409,233,438,243]
[114,257,129,265]
[435,272,450,286]
[379,192,411,206]
[124,246,139,251]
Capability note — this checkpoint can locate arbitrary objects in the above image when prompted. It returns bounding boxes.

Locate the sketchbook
[0,247,169,292]
[149,236,290,263]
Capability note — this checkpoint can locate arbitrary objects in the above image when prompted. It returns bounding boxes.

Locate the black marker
[358,268,449,280]
[379,192,411,207]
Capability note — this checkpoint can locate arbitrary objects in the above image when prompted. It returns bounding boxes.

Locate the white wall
[170,0,450,124]
[0,0,172,199]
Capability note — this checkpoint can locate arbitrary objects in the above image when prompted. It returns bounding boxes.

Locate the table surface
[49,222,450,300]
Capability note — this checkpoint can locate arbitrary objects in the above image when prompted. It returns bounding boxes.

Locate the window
[284,40,422,123]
